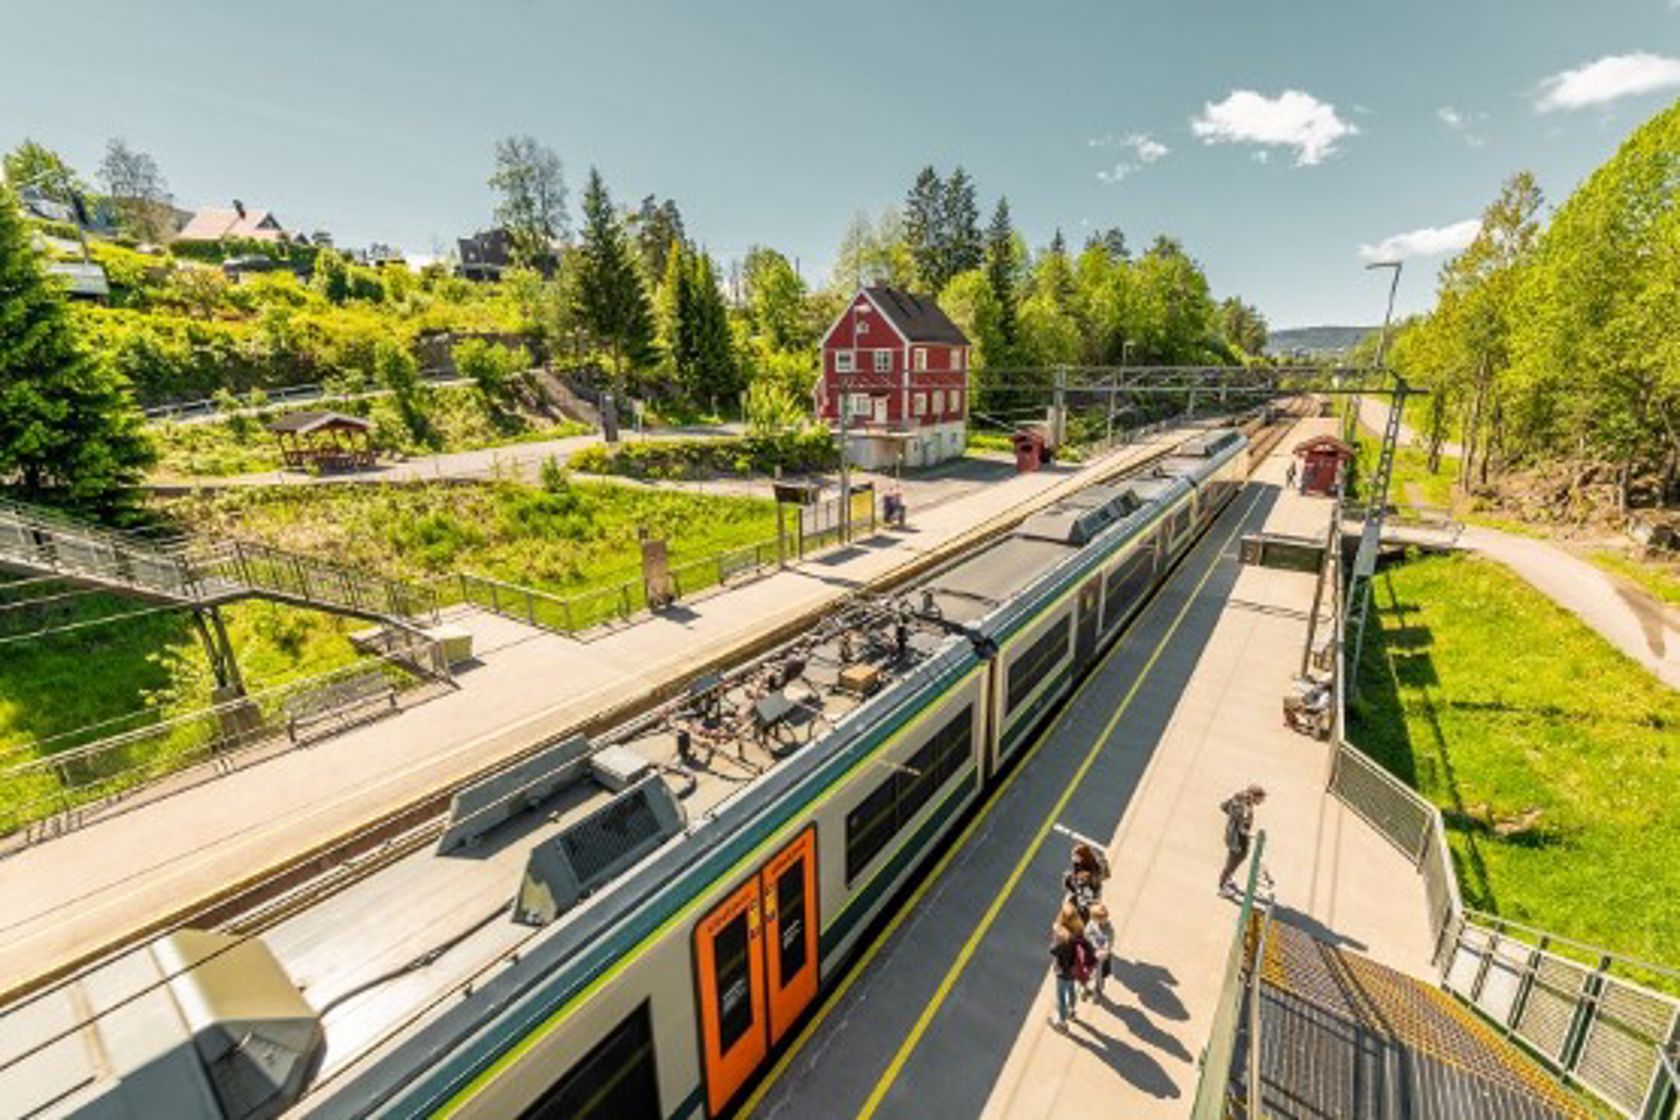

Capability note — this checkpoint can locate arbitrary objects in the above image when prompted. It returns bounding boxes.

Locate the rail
[0,647,452,850]
[1189,831,1269,1120]
[1319,495,1679,1120]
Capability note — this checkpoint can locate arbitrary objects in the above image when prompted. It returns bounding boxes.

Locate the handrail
[1460,908,1680,983]
[1245,897,1274,1120]
[1188,830,1268,1120]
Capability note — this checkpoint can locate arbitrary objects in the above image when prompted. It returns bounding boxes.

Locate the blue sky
[3,0,1678,326]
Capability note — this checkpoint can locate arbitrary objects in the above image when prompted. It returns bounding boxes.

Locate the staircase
[0,497,436,628]
[1239,917,1593,1120]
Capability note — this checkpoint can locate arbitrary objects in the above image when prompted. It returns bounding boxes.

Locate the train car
[2,429,1248,1120]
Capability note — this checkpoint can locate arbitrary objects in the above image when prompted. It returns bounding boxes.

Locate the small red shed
[1292,435,1355,497]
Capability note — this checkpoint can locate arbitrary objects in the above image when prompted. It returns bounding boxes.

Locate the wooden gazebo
[268,411,377,472]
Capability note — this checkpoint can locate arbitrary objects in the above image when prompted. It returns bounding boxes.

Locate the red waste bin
[1012,428,1045,473]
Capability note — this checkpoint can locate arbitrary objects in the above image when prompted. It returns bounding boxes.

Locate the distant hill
[1266,325,1376,356]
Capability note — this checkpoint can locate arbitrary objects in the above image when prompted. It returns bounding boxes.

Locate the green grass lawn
[1350,552,1680,966]
[1587,549,1680,607]
[164,477,781,603]
[1352,422,1459,508]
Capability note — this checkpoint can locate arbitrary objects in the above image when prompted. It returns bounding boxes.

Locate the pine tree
[904,166,945,291]
[687,252,739,408]
[0,187,151,513]
[942,167,983,281]
[575,168,656,386]
[985,197,1019,347]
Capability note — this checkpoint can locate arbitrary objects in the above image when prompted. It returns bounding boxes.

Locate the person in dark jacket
[1047,904,1088,1030]
[1217,785,1266,897]
[1063,842,1107,917]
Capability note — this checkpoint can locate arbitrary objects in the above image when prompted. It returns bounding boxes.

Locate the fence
[1189,832,1270,1120]
[451,489,876,635]
[0,648,452,850]
[188,538,438,622]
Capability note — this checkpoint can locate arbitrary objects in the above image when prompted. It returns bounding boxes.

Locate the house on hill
[456,228,513,281]
[176,200,289,244]
[816,286,971,469]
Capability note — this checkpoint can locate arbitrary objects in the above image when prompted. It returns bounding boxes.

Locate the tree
[984,198,1021,349]
[574,167,656,384]
[904,166,944,291]
[1218,297,1268,357]
[1085,227,1129,261]
[631,196,686,281]
[312,248,352,304]
[0,187,151,512]
[97,138,172,243]
[685,252,740,408]
[489,135,568,270]
[942,167,983,281]
[742,246,811,352]
[3,140,86,204]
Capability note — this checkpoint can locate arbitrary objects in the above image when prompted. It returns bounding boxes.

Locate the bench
[283,670,398,743]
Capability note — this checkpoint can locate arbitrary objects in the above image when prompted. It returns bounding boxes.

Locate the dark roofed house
[817,286,972,469]
[268,411,376,472]
[457,228,513,282]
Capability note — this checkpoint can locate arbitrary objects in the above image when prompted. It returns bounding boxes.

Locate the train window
[1103,542,1155,628]
[845,780,898,883]
[520,1001,660,1120]
[714,913,756,1052]
[845,706,973,884]
[1168,506,1190,542]
[1006,620,1070,714]
[775,864,807,982]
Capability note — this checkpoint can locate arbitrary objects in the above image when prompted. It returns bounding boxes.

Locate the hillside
[1266,324,1374,356]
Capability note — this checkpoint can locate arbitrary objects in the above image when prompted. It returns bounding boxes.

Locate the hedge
[569,431,837,479]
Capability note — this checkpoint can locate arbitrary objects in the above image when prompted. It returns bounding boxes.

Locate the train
[2,427,1248,1120]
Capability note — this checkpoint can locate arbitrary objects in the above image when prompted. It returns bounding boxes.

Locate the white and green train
[3,429,1247,1120]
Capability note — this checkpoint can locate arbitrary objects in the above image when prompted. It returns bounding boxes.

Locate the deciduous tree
[489,135,568,271]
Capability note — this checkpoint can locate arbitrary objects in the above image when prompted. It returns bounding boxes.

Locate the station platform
[0,429,1194,998]
[747,418,1435,1120]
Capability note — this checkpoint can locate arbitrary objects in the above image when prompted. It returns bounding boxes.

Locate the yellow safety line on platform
[742,486,1263,1118]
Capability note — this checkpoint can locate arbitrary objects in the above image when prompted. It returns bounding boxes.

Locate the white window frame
[857,320,870,335]
[913,347,928,372]
[912,392,927,417]
[846,392,872,419]
[835,350,855,373]
[873,350,891,373]
[932,389,945,415]
[953,349,965,372]
[873,396,888,424]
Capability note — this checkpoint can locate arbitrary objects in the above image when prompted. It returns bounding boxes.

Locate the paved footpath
[1458,525,1680,691]
[0,430,1189,995]
[749,418,1434,1120]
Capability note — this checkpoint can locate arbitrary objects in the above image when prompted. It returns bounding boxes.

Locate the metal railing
[188,537,438,622]
[0,649,452,850]
[450,490,877,636]
[1190,831,1269,1120]
[1321,496,1679,1120]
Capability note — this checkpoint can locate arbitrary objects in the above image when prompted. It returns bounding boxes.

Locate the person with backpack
[1083,902,1115,1000]
[1063,841,1109,918]
[1218,785,1266,898]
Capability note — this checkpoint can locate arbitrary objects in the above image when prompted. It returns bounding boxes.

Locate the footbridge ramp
[0,496,436,628]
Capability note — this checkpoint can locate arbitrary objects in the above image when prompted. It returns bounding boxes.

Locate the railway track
[2,405,1305,1008]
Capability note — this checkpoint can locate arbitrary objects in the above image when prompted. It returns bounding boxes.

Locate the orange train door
[694,876,767,1118]
[760,827,819,1046]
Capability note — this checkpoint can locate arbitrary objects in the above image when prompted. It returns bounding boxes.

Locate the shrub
[568,431,835,479]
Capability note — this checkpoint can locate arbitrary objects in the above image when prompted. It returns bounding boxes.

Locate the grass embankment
[166,477,780,607]
[1351,552,1680,965]
[1587,549,1680,607]
[147,383,591,478]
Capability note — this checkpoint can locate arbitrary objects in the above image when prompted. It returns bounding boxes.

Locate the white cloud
[1124,132,1169,163]
[1087,133,1114,148]
[1357,218,1481,263]
[1093,132,1170,184]
[1190,89,1358,166]
[1436,105,1489,147]
[1536,52,1680,111]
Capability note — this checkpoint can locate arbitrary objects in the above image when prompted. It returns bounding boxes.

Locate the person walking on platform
[1217,785,1266,898]
[1285,458,1298,492]
[1084,902,1115,1001]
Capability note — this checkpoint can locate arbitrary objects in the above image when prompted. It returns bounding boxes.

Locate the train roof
[3,427,1248,1117]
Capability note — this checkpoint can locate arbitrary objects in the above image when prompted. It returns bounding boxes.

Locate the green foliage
[452,337,526,405]
[3,139,86,202]
[489,135,568,270]
[1352,553,1680,964]
[312,248,352,304]
[569,431,835,479]
[0,187,152,512]
[575,167,657,381]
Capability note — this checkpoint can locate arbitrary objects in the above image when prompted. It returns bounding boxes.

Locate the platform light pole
[1350,260,1403,441]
